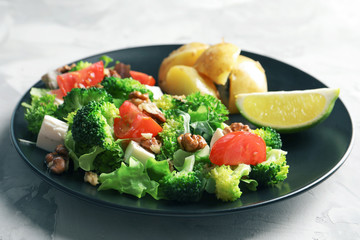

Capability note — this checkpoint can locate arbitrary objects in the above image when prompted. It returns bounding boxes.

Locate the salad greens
[209,164,252,202]
[21,57,289,203]
[101,77,153,107]
[21,88,58,134]
[56,87,113,121]
[70,61,92,72]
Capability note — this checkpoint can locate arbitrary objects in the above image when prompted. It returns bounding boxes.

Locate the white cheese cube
[210,128,225,148]
[36,115,68,152]
[145,85,163,99]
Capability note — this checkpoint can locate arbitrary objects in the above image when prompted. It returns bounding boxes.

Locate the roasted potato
[194,42,240,85]
[165,65,219,98]
[228,55,268,113]
[158,42,209,93]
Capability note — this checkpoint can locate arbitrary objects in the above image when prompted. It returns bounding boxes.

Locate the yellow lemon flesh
[236,88,340,133]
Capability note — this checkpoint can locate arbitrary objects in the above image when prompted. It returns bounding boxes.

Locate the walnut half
[44,144,69,174]
[84,172,99,186]
[223,122,251,135]
[140,137,162,154]
[177,133,207,152]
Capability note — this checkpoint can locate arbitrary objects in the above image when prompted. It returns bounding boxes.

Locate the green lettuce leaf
[64,131,105,171]
[145,158,171,182]
[98,157,159,199]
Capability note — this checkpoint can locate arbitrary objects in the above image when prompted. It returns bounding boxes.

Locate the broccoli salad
[22,56,289,202]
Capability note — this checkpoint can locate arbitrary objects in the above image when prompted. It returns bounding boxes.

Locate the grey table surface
[1,0,359,239]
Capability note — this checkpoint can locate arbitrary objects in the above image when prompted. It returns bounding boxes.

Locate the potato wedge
[228,55,267,113]
[165,65,219,98]
[194,42,240,85]
[158,42,209,92]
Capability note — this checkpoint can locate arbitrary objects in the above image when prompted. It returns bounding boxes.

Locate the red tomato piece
[130,70,156,86]
[114,100,162,139]
[210,131,267,166]
[50,89,65,100]
[57,61,104,95]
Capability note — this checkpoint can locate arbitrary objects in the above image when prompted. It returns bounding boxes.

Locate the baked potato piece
[165,65,219,98]
[228,55,267,113]
[158,42,209,92]
[194,42,240,85]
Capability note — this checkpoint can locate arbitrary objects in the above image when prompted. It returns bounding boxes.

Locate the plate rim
[10,44,355,216]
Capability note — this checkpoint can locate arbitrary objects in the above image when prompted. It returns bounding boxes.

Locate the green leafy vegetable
[56,87,113,121]
[252,127,282,149]
[98,157,159,199]
[65,131,124,172]
[154,94,177,111]
[93,139,125,173]
[70,61,92,72]
[178,92,229,125]
[101,77,153,107]
[158,156,206,202]
[250,148,289,187]
[157,110,190,161]
[21,88,58,134]
[190,121,215,143]
[99,55,114,68]
[145,158,171,182]
[209,164,251,202]
[64,130,104,171]
[71,101,118,149]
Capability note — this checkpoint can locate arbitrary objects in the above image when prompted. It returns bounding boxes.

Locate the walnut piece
[104,68,120,78]
[223,122,251,135]
[44,144,69,174]
[138,102,166,123]
[128,91,150,106]
[140,137,162,154]
[56,63,76,74]
[84,172,99,186]
[172,95,186,102]
[177,133,207,152]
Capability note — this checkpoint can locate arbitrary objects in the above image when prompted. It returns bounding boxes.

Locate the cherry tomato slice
[130,70,156,86]
[210,131,267,166]
[57,61,104,95]
[114,100,162,139]
[50,89,65,100]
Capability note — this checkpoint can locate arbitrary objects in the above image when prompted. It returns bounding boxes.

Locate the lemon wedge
[235,88,340,132]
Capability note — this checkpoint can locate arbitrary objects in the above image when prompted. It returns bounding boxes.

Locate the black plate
[10,45,354,216]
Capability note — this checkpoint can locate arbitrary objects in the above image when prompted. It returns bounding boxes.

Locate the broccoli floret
[65,130,124,172]
[21,88,58,134]
[71,101,119,149]
[99,55,113,68]
[159,156,205,202]
[210,164,251,202]
[70,61,92,72]
[252,127,282,149]
[93,140,124,173]
[56,87,113,121]
[178,92,229,125]
[154,94,177,111]
[250,148,289,187]
[66,101,121,172]
[159,171,203,202]
[101,77,153,107]
[156,109,190,161]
